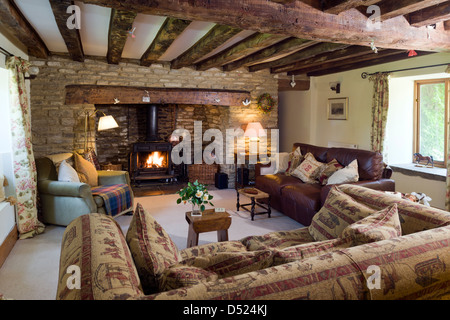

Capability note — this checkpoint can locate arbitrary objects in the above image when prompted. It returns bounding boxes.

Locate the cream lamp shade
[98,115,119,131]
[244,122,266,140]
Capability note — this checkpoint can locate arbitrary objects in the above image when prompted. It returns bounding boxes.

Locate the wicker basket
[188,164,219,184]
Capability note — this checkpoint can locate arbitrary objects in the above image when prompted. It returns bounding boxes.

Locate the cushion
[340,204,402,245]
[159,265,218,291]
[318,158,344,185]
[291,152,325,184]
[57,160,80,183]
[240,227,314,251]
[272,238,351,265]
[45,152,74,173]
[180,241,248,260]
[308,186,378,241]
[326,159,359,185]
[84,148,101,170]
[159,250,273,291]
[126,203,181,293]
[73,152,98,187]
[285,147,303,176]
[275,152,290,173]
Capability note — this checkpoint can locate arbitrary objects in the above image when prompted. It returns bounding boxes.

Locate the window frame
[413,78,449,168]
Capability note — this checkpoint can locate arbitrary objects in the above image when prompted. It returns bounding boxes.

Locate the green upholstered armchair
[36,157,134,226]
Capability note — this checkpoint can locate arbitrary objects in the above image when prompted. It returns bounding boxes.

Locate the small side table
[237,188,271,221]
[185,209,232,248]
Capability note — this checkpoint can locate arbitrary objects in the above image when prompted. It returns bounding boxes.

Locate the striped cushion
[341,204,401,245]
[126,203,180,294]
[308,186,377,241]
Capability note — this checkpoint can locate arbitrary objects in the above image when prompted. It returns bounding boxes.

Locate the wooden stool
[185,209,231,248]
[236,188,271,221]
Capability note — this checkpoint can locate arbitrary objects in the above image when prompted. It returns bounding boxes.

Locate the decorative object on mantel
[242,98,251,106]
[290,75,296,88]
[176,180,214,216]
[413,153,434,168]
[327,97,348,120]
[257,93,275,114]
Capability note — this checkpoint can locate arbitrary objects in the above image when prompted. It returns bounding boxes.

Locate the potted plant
[176,180,214,216]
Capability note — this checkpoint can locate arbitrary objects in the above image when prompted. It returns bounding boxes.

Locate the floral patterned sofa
[57,184,450,300]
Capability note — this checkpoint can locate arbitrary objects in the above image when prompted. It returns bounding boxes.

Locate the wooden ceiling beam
[0,0,48,58]
[322,0,381,14]
[140,17,191,67]
[80,0,450,52]
[107,9,137,64]
[377,0,449,21]
[249,42,347,72]
[288,49,403,75]
[407,2,450,27]
[304,51,433,77]
[222,37,314,72]
[195,33,287,71]
[171,25,241,69]
[271,45,374,73]
[49,0,84,62]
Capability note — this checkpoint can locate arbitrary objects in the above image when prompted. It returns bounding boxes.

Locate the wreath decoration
[257,93,275,114]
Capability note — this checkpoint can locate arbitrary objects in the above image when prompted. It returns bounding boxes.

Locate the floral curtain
[6,56,45,239]
[369,72,390,158]
[447,123,450,211]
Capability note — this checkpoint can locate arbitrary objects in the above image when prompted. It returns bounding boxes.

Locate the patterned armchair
[36,152,133,226]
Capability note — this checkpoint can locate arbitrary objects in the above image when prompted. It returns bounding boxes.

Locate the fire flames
[145,152,164,168]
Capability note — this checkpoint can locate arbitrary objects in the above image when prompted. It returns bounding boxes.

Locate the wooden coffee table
[237,188,271,221]
[185,209,231,248]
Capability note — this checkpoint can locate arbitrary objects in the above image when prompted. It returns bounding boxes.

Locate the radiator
[327,141,358,149]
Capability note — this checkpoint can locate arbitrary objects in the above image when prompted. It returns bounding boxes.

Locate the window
[414,79,449,167]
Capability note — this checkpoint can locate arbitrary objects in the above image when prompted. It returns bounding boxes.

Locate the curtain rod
[361,62,450,79]
[0,46,13,57]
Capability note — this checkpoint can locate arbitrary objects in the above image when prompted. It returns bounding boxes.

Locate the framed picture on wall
[327,98,348,120]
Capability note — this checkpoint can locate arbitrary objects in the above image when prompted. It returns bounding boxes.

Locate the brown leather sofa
[255,143,395,226]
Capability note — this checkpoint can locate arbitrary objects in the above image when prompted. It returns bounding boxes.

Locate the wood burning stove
[129,105,174,184]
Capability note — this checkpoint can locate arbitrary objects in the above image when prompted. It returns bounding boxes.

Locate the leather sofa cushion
[326,147,383,181]
[281,183,322,214]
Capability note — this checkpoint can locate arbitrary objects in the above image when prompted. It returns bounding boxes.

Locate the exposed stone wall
[29,54,279,187]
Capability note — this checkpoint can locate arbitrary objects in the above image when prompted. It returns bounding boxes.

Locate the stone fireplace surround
[29,55,279,188]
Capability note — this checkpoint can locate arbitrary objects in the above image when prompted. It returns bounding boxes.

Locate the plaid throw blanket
[91,184,132,217]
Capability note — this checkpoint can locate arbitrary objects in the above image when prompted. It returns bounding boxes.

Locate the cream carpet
[0,189,303,300]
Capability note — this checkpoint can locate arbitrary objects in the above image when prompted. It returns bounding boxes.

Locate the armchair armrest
[38,180,93,198]
[97,170,131,186]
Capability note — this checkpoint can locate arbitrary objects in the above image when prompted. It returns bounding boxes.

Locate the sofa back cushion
[326,147,383,181]
[57,213,143,300]
[126,203,181,293]
[337,184,450,235]
[308,186,378,241]
[340,204,402,245]
[293,143,328,163]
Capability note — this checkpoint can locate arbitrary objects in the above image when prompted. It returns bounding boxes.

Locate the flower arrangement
[176,180,214,214]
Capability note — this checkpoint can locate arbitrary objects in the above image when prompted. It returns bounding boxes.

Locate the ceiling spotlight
[114,98,120,104]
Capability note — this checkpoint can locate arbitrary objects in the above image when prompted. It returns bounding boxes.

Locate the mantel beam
[65,85,251,106]
[80,0,450,52]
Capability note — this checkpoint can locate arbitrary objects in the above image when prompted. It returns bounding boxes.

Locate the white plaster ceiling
[12,0,258,63]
